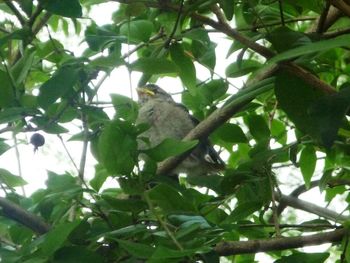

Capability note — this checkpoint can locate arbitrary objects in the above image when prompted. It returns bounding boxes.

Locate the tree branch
[4,0,26,26]
[0,197,50,234]
[278,194,349,222]
[215,228,347,256]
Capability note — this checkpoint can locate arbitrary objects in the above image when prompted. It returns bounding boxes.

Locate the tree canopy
[0,0,350,262]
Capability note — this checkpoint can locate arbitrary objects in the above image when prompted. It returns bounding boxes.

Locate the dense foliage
[0,0,350,262]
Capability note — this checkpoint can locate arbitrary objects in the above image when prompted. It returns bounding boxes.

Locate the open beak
[136,87,155,97]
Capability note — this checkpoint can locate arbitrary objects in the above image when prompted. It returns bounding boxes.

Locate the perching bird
[136,84,225,176]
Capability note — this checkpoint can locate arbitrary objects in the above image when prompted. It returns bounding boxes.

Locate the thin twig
[164,0,184,48]
[278,0,285,26]
[144,192,184,251]
[12,133,25,196]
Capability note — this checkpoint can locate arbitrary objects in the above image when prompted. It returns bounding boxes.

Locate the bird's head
[137,84,173,104]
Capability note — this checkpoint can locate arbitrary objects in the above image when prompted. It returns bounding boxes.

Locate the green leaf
[226,59,262,78]
[212,123,247,144]
[143,138,198,162]
[0,107,39,124]
[275,252,329,263]
[38,65,80,109]
[299,145,317,188]
[41,221,81,256]
[130,58,179,75]
[308,87,350,148]
[267,26,311,53]
[117,239,155,259]
[102,195,147,213]
[85,24,124,52]
[0,28,32,47]
[219,0,234,20]
[98,120,137,175]
[18,0,33,17]
[269,34,350,64]
[0,70,15,107]
[275,70,325,138]
[53,246,105,263]
[271,119,287,145]
[11,48,36,87]
[245,114,270,142]
[90,164,109,192]
[0,140,10,156]
[225,201,263,222]
[147,184,195,214]
[41,0,82,18]
[31,116,69,134]
[170,43,196,90]
[0,169,27,187]
[150,246,210,260]
[111,94,138,122]
[120,20,154,43]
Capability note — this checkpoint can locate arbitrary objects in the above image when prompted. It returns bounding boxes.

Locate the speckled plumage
[136,84,225,176]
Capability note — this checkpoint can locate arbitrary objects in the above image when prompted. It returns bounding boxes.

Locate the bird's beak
[136,87,155,97]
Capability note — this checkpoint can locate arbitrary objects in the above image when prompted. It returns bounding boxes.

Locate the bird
[136,83,225,176]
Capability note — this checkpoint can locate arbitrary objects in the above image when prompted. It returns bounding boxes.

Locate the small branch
[4,0,26,26]
[215,228,347,256]
[0,197,50,234]
[272,180,320,221]
[239,223,339,229]
[12,133,25,196]
[278,194,349,222]
[316,0,331,33]
[238,17,317,32]
[323,27,350,38]
[164,0,184,48]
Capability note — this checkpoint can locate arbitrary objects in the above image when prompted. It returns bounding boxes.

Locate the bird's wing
[175,103,225,166]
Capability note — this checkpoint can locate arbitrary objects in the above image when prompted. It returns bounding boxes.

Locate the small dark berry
[30,133,45,152]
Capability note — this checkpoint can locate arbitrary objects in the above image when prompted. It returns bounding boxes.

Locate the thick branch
[331,0,350,17]
[0,197,50,234]
[215,228,347,256]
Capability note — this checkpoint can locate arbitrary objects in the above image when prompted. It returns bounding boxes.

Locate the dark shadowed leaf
[38,65,80,109]
[41,0,82,18]
[275,70,325,138]
[308,87,350,148]
[147,184,195,214]
[54,246,104,263]
[117,239,155,259]
[143,138,198,162]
